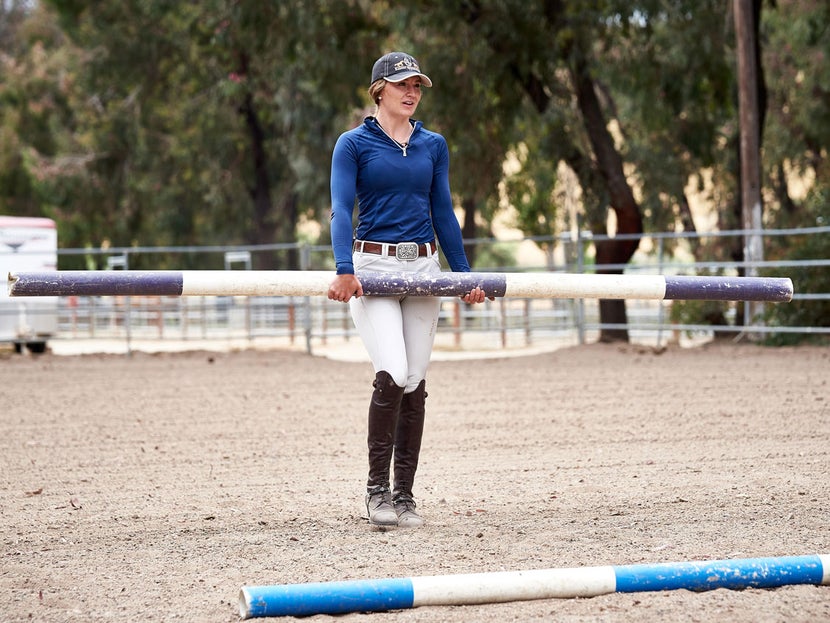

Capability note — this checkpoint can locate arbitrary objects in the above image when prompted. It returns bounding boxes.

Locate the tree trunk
[570,57,643,342]
[461,196,477,267]
[236,50,294,270]
[460,2,643,341]
[678,193,701,260]
[278,193,300,270]
[728,0,767,319]
[241,89,272,248]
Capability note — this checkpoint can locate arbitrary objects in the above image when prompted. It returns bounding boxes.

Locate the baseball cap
[371,52,433,87]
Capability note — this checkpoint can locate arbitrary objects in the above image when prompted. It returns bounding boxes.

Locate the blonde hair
[368,79,386,107]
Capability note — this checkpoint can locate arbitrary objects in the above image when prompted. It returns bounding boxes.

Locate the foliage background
[1,0,827,336]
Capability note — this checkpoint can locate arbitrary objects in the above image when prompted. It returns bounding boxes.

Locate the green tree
[4,0,827,335]
[762,0,830,227]
[205,1,383,267]
[0,2,79,219]
[759,0,830,339]
[384,4,527,268]
[407,1,647,341]
[41,0,382,267]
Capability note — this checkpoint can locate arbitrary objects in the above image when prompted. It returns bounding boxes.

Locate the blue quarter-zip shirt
[330,116,470,275]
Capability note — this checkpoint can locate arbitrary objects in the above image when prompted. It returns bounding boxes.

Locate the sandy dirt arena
[1,342,828,622]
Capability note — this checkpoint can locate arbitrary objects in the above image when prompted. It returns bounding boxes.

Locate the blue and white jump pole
[7,270,793,301]
[239,554,829,618]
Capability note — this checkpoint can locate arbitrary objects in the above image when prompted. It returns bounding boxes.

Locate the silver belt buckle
[395,242,419,261]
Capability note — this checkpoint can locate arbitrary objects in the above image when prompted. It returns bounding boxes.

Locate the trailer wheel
[26,341,47,354]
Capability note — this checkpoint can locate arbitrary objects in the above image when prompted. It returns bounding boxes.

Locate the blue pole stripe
[241,577,414,617]
[239,555,827,618]
[614,555,825,593]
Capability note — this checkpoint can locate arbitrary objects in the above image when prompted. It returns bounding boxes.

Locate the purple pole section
[359,271,507,298]
[664,275,793,302]
[10,270,793,301]
[7,270,184,296]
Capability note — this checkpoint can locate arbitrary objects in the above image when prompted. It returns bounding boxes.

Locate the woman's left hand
[461,286,493,305]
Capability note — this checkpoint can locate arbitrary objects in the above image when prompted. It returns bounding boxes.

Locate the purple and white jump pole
[7,270,793,301]
[238,554,829,618]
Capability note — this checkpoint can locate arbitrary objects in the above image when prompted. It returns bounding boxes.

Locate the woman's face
[380,77,423,117]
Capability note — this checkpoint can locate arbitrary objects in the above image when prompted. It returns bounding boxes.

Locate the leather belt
[354,240,436,260]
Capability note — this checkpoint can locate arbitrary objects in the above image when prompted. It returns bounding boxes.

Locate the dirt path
[1,343,828,622]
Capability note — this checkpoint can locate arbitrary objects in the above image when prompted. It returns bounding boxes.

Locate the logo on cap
[371,52,433,87]
[393,57,420,73]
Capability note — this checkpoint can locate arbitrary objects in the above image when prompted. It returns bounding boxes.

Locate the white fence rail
[2,226,827,355]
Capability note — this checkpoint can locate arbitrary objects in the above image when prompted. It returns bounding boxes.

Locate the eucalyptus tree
[762,0,830,227]
[206,1,383,267]
[597,0,736,251]
[399,1,776,341]
[35,1,242,255]
[44,0,382,267]
[381,7,525,269]
[403,1,646,341]
[0,2,77,220]
[757,0,830,338]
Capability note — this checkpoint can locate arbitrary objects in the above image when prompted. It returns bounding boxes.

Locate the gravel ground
[1,342,828,622]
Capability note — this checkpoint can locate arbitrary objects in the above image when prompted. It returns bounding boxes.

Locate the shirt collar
[364,116,422,135]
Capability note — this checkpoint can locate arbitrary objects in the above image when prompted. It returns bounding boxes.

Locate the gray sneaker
[365,488,398,527]
[393,495,424,528]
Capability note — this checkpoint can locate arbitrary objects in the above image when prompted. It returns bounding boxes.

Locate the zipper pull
[402,145,408,157]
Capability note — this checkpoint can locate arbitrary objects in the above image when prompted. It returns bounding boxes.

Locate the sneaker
[393,495,424,528]
[365,488,398,527]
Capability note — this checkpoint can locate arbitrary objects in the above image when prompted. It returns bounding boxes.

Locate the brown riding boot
[393,380,426,528]
[365,371,405,527]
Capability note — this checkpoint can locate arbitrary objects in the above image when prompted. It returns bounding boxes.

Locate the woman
[328,52,488,528]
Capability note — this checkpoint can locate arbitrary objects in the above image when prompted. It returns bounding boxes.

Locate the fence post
[656,236,665,348]
[576,231,586,345]
[106,254,130,356]
[454,300,462,348]
[500,298,507,349]
[224,251,252,342]
[299,244,313,355]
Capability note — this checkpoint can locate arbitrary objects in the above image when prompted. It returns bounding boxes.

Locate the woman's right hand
[328,274,363,303]
[461,285,493,304]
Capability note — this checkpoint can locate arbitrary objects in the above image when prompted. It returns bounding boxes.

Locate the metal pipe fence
[4,226,827,355]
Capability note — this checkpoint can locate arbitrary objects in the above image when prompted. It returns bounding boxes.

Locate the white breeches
[350,250,442,392]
